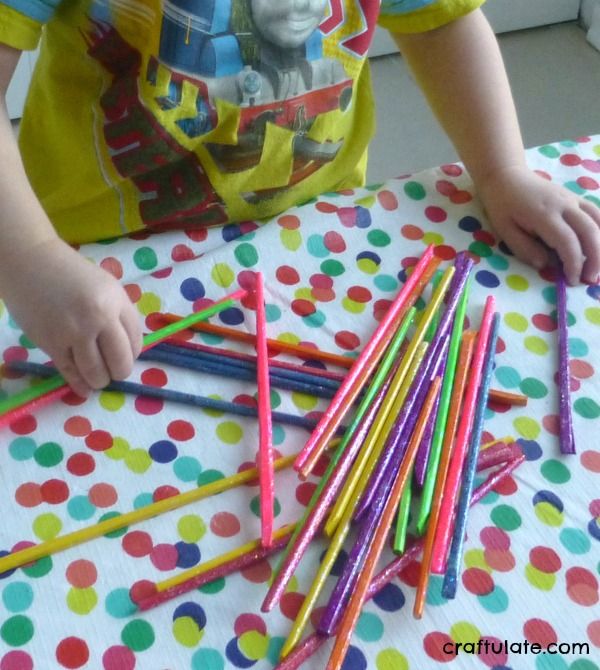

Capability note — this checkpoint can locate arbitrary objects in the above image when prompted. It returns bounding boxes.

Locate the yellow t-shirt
[0,0,483,243]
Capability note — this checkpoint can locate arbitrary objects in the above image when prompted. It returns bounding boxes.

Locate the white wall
[581,0,600,28]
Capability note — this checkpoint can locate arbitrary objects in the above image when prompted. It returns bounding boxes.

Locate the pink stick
[294,245,436,474]
[255,272,274,547]
[0,386,70,430]
[431,295,496,573]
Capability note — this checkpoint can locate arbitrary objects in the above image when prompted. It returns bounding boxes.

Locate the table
[1,136,599,670]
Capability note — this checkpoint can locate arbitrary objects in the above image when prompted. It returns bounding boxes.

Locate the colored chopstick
[556,267,576,454]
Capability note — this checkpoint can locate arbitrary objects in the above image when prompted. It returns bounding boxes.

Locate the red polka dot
[99,257,123,279]
[140,368,168,387]
[450,190,472,204]
[279,592,304,621]
[484,549,516,572]
[347,286,371,303]
[582,158,600,173]
[560,153,581,166]
[480,526,511,551]
[398,560,421,587]
[436,180,457,196]
[2,346,28,366]
[323,231,346,253]
[88,483,118,508]
[587,619,600,647]
[210,511,241,538]
[473,230,496,246]
[291,299,316,317]
[128,579,157,605]
[523,618,557,648]
[151,267,172,279]
[15,483,42,508]
[124,283,142,303]
[532,313,557,332]
[577,176,599,190]
[377,190,398,210]
[0,651,34,670]
[425,206,447,223]
[309,274,333,290]
[234,613,267,637]
[56,637,90,669]
[477,636,508,667]
[185,227,208,242]
[566,566,598,588]
[85,430,113,452]
[241,558,272,584]
[171,244,196,262]
[315,202,338,214]
[373,299,393,322]
[277,214,301,229]
[581,450,600,473]
[441,164,463,176]
[296,482,317,507]
[233,394,257,409]
[153,485,180,502]
[570,359,594,379]
[167,420,195,441]
[8,415,37,435]
[134,396,164,415]
[462,567,494,595]
[102,645,136,670]
[61,391,87,406]
[122,531,153,558]
[530,546,561,573]
[401,225,423,240]
[423,631,455,662]
[491,474,517,496]
[543,414,560,436]
[40,479,70,504]
[568,583,599,607]
[312,287,336,302]
[433,245,456,261]
[150,543,179,571]
[276,266,300,285]
[589,499,600,517]
[334,331,361,351]
[66,559,98,588]
[237,270,257,291]
[67,452,96,477]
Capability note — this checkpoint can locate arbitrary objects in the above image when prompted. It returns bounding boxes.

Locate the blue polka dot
[225,638,255,668]
[341,646,367,670]
[219,307,245,326]
[586,284,600,301]
[355,207,372,229]
[372,582,405,612]
[0,551,17,579]
[175,542,201,568]
[173,602,206,629]
[458,216,482,232]
[588,518,600,542]
[319,549,347,577]
[180,278,205,301]
[307,234,329,258]
[518,439,543,461]
[533,490,564,513]
[222,223,245,243]
[357,251,380,264]
[475,270,500,288]
[149,440,178,463]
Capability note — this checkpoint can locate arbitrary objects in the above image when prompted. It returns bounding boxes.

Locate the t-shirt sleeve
[378,0,486,34]
[0,0,63,50]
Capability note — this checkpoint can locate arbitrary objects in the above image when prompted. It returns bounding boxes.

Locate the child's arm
[0,44,143,397]
[391,9,600,285]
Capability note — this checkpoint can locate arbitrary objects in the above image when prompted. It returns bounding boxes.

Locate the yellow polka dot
[355,195,376,208]
[593,144,600,157]
[172,616,204,647]
[285,576,299,593]
[177,515,206,543]
[277,332,301,345]
[422,232,444,245]
[201,395,225,418]
[294,288,314,301]
[216,421,243,445]
[534,501,564,527]
[291,392,318,411]
[280,229,302,251]
[506,274,529,291]
[124,448,152,474]
[342,297,366,314]
[99,391,125,412]
[211,263,235,288]
[105,436,130,460]
[239,630,269,660]
[33,513,62,540]
[464,549,492,573]
[513,416,540,440]
[376,649,409,670]
[67,587,98,614]
[137,292,161,316]
[525,564,556,590]
[585,307,600,326]
[504,312,528,333]
[524,336,549,355]
[450,621,481,645]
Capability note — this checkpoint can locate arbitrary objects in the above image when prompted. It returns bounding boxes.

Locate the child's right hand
[2,238,143,397]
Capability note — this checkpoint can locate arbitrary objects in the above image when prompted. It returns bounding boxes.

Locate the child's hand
[2,239,143,397]
[477,165,600,285]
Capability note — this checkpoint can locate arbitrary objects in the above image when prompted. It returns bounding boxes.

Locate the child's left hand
[477,165,600,285]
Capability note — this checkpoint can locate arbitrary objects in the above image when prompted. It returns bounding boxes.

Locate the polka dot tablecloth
[1,136,599,670]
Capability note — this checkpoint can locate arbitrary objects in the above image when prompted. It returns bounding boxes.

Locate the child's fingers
[499,222,549,271]
[564,207,600,284]
[120,306,143,360]
[535,215,584,286]
[72,339,112,391]
[98,324,135,381]
[52,349,91,398]
[580,200,600,229]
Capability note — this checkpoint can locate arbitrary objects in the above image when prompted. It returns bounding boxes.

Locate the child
[0,0,598,398]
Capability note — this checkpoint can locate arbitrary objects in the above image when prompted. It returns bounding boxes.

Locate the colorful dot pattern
[1,137,599,669]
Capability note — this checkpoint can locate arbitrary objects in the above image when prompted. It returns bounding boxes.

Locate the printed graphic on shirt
[85,0,376,230]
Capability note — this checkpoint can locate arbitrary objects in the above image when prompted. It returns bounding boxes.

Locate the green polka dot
[404,181,426,199]
[178,515,206,543]
[357,258,379,274]
[99,391,126,411]
[534,502,564,527]
[506,274,529,291]
[8,437,36,461]
[216,421,243,444]
[234,243,259,268]
[121,620,155,652]
[124,448,152,474]
[504,312,528,333]
[267,638,285,665]
[250,495,280,518]
[191,648,224,670]
[559,527,591,555]
[524,336,549,355]
[540,459,571,484]
[585,307,600,325]
[68,495,96,521]
[22,556,52,578]
[355,612,384,642]
[198,577,225,594]
[197,470,224,487]
[374,274,398,292]
[520,377,548,399]
[99,512,128,538]
[570,660,599,670]
[539,145,561,158]
[450,621,481,645]
[487,254,509,271]
[469,241,492,257]
[376,649,409,670]
[477,585,509,613]
[34,441,63,467]
[513,416,540,439]
[525,564,556,591]
[173,616,204,647]
[574,397,600,419]
[367,229,391,247]
[2,582,34,612]
[568,337,588,357]
[269,389,281,409]
[67,587,98,614]
[105,588,137,618]
[320,259,345,277]
[211,263,235,288]
[490,504,522,531]
[536,654,569,670]
[291,392,318,411]
[494,365,522,388]
[0,615,34,646]
[133,247,158,271]
[239,630,268,659]
[33,513,62,540]
[550,308,576,327]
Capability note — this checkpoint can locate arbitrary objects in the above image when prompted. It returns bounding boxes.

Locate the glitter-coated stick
[556,268,576,454]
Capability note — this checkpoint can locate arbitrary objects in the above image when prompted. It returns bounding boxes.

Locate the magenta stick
[274,454,526,670]
[476,442,514,470]
[293,245,435,472]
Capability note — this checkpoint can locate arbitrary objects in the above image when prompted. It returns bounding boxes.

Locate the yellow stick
[0,454,297,574]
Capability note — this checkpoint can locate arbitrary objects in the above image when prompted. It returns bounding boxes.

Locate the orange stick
[488,389,528,407]
[326,376,442,670]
